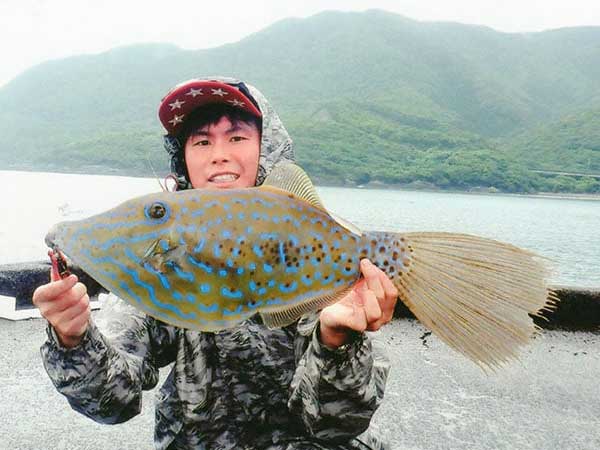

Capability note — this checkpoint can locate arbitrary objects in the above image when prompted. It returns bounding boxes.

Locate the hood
[163,76,295,189]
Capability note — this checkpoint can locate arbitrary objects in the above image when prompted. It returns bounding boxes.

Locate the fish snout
[45,224,60,248]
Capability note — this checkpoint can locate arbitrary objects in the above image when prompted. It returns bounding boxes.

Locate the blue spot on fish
[124,248,142,264]
[279,242,286,265]
[143,263,171,289]
[321,274,334,285]
[119,281,141,303]
[223,305,243,316]
[221,287,243,299]
[198,302,218,313]
[263,263,273,273]
[253,245,264,258]
[174,265,194,282]
[193,239,205,253]
[200,284,211,294]
[310,231,324,241]
[188,256,212,273]
[279,281,298,293]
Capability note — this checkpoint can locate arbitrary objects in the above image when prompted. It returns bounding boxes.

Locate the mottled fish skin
[46,187,411,330]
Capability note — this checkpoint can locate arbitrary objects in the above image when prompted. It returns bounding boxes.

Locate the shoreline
[3,168,600,201]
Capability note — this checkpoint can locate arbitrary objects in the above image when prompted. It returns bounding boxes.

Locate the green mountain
[1,10,599,193]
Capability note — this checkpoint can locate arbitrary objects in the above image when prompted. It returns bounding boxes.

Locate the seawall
[0,261,598,330]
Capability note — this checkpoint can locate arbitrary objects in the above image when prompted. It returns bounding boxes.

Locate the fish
[45,163,555,369]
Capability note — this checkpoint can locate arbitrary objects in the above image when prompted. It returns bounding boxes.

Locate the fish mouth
[45,224,59,248]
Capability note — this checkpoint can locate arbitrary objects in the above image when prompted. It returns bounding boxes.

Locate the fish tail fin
[389,232,556,370]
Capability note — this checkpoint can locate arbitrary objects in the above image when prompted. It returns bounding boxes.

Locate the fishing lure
[45,164,554,369]
[48,248,71,279]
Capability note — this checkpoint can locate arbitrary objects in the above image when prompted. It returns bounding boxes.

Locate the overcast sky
[2,0,600,87]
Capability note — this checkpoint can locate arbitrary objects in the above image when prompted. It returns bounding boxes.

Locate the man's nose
[210,143,230,164]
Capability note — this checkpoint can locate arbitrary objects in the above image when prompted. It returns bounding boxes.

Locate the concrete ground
[0,316,598,450]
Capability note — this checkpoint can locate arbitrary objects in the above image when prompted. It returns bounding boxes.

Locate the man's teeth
[210,174,239,182]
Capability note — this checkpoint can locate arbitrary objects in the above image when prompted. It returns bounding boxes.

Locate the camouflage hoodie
[40,78,390,450]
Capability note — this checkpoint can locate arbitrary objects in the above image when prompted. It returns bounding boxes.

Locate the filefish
[45,164,554,369]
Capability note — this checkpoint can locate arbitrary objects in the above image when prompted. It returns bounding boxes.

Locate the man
[33,77,397,449]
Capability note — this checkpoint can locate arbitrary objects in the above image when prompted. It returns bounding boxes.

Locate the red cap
[158,79,262,136]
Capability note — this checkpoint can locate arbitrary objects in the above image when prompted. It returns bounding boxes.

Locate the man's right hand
[32,270,91,348]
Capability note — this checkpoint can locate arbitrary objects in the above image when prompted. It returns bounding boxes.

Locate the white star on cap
[168,114,184,126]
[169,99,185,110]
[185,88,203,97]
[211,88,228,97]
[227,99,246,107]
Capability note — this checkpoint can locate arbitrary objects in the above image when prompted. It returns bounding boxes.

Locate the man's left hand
[319,259,398,348]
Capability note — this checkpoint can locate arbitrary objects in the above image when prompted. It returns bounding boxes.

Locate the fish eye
[148,202,166,219]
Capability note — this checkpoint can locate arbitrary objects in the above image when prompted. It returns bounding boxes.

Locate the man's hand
[319,259,398,348]
[32,266,91,348]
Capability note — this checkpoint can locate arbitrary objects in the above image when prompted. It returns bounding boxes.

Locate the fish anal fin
[260,286,353,328]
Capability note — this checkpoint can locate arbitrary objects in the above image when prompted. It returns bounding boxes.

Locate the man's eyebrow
[225,123,251,133]
[189,122,252,137]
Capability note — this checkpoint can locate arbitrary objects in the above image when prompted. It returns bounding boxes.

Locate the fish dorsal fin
[330,212,363,236]
[262,163,363,236]
[262,163,326,210]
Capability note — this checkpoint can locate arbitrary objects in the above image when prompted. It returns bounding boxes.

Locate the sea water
[2,170,599,288]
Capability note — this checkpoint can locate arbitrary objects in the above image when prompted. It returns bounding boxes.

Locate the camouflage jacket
[40,78,391,449]
[41,294,390,449]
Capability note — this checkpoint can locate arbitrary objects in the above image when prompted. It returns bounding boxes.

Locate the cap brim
[158,79,262,136]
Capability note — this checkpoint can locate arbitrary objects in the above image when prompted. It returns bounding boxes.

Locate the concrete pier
[0,262,598,449]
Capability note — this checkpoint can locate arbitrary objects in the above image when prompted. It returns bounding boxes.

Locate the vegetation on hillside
[1,10,599,193]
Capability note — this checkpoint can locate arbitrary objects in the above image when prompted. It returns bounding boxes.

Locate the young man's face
[184,116,261,189]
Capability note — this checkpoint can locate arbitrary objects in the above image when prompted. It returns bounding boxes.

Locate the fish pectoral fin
[141,239,185,273]
[142,239,161,261]
[260,163,326,210]
[260,286,354,329]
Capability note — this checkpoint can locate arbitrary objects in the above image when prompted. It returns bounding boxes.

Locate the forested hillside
[1,10,599,192]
